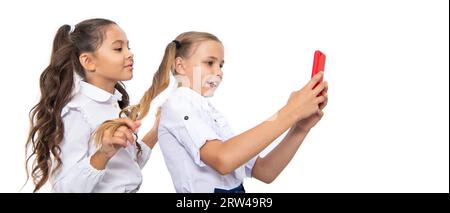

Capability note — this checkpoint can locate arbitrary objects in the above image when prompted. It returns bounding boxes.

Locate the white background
[0,0,448,193]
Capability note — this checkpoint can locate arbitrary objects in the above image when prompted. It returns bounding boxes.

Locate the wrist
[90,150,111,170]
[281,104,302,124]
[292,124,310,134]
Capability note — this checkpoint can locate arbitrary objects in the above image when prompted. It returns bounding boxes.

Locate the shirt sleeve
[160,103,220,167]
[51,108,105,193]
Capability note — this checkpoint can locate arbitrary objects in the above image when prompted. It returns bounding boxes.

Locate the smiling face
[175,40,224,97]
[81,24,134,92]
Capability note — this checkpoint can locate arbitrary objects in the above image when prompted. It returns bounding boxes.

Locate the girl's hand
[293,82,328,132]
[286,72,328,122]
[97,118,141,159]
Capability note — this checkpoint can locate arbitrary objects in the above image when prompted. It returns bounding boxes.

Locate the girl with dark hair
[26,18,158,192]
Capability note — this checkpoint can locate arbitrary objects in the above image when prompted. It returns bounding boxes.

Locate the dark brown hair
[25,18,130,192]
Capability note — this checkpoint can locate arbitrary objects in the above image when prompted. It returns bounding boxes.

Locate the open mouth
[206,80,220,89]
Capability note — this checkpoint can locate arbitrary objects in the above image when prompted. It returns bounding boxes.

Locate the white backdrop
[0,0,448,193]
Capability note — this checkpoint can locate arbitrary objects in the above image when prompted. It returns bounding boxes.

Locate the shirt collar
[176,86,210,110]
[79,81,123,102]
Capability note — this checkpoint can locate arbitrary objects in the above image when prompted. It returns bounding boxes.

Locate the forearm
[202,105,298,174]
[90,150,111,170]
[142,127,158,149]
[252,127,309,183]
[53,156,106,192]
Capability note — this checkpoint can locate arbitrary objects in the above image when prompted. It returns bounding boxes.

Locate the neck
[87,78,117,94]
[177,83,203,96]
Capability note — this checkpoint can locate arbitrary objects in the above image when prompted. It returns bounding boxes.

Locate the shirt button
[184,116,189,120]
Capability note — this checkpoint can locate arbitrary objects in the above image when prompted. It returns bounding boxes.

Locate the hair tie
[172,40,181,49]
[69,24,75,34]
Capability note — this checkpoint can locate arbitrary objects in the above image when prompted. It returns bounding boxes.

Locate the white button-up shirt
[158,87,257,193]
[50,81,152,193]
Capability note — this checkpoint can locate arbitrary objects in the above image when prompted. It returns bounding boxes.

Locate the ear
[174,57,186,75]
[79,53,96,72]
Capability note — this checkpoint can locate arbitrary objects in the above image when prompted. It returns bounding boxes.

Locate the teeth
[206,82,217,88]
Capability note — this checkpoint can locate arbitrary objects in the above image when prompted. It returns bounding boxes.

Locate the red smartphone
[311,50,326,95]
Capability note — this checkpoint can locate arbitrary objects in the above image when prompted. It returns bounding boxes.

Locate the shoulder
[160,87,206,129]
[61,93,97,131]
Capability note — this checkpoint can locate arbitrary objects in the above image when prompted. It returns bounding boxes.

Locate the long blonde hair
[94,31,221,150]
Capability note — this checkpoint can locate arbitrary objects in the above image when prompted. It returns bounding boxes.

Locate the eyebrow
[111,40,129,45]
[207,56,225,64]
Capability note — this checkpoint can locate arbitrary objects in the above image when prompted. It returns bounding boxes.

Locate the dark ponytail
[25,19,119,192]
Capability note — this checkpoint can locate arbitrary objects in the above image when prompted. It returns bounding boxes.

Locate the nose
[216,68,223,79]
[126,49,134,59]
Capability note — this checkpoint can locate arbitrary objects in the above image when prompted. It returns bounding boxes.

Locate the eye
[114,48,122,52]
[219,63,224,68]
[207,61,214,66]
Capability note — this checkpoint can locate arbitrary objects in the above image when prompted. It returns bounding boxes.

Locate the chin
[202,89,216,97]
[121,73,133,81]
